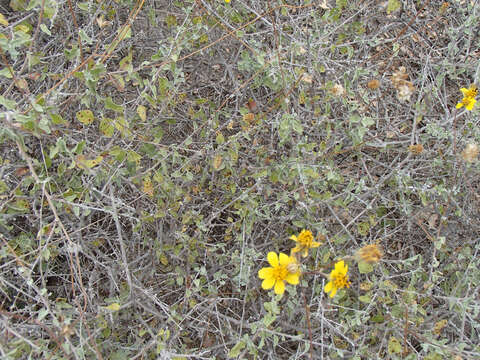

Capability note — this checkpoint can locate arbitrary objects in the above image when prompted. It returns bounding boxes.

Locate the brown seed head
[367,79,380,90]
[356,244,383,264]
[409,144,424,155]
[461,143,479,163]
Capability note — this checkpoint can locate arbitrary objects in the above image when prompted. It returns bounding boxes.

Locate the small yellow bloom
[456,85,478,111]
[258,252,301,295]
[355,244,383,264]
[324,260,350,298]
[225,0,231,3]
[290,229,321,258]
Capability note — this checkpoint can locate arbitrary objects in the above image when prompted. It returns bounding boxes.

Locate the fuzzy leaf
[76,110,94,125]
[105,303,121,311]
[358,260,374,274]
[387,0,401,14]
[228,340,246,358]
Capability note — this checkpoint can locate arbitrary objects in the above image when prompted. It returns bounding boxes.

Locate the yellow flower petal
[466,98,476,111]
[460,88,469,95]
[267,252,278,267]
[290,235,298,242]
[335,260,345,271]
[329,287,337,298]
[278,252,290,266]
[324,281,333,293]
[291,245,301,254]
[456,102,464,109]
[262,277,275,290]
[302,249,309,258]
[285,272,300,285]
[274,280,285,294]
[258,267,273,279]
[311,241,321,248]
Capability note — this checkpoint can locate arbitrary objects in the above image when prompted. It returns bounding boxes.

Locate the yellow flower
[290,229,321,258]
[225,0,231,3]
[456,85,478,111]
[324,260,350,298]
[355,244,383,264]
[258,252,301,295]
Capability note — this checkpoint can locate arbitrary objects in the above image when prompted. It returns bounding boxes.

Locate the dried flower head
[390,66,415,102]
[290,229,321,258]
[397,82,415,102]
[301,73,313,84]
[409,144,424,155]
[331,83,345,97]
[461,143,479,163]
[258,252,301,295]
[355,244,383,264]
[324,260,350,298]
[391,67,408,86]
[367,79,380,90]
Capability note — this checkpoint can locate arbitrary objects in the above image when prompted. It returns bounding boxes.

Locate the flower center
[333,274,350,289]
[298,234,313,247]
[272,265,288,280]
[300,239,311,246]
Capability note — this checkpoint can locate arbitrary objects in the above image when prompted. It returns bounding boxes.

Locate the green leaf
[105,97,124,113]
[117,25,131,40]
[10,0,27,11]
[37,308,49,321]
[361,117,375,127]
[50,113,67,125]
[228,340,246,358]
[114,116,132,138]
[40,24,51,36]
[77,2,89,11]
[292,220,305,228]
[76,110,94,125]
[119,50,133,72]
[76,155,103,170]
[109,146,126,161]
[38,116,51,134]
[0,180,8,194]
[216,132,225,145]
[79,29,93,44]
[0,66,13,78]
[388,336,402,354]
[165,15,177,28]
[126,150,141,166]
[387,0,401,14]
[26,0,42,11]
[370,313,384,323]
[105,303,121,311]
[358,294,371,303]
[99,117,114,137]
[358,260,374,274]
[65,46,79,61]
[357,221,370,236]
[0,96,17,109]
